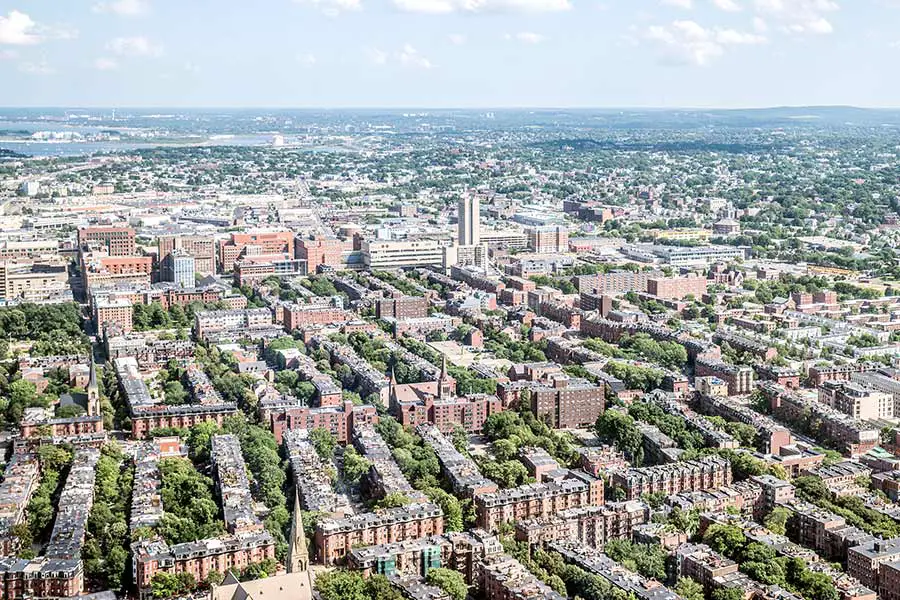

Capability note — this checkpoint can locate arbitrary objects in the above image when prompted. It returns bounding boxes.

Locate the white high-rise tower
[457,195,480,246]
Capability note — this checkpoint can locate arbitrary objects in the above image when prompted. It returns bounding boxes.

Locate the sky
[0,0,898,108]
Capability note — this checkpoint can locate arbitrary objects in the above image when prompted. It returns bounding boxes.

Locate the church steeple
[287,489,309,574]
[86,357,100,418]
[437,354,453,400]
[389,363,399,410]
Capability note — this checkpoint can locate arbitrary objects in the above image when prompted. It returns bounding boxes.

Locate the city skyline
[1,1,899,108]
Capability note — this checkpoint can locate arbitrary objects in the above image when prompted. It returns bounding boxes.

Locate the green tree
[315,570,368,600]
[674,578,705,600]
[712,587,745,600]
[763,507,791,535]
[309,428,337,461]
[425,568,467,600]
[342,447,372,484]
[703,524,746,557]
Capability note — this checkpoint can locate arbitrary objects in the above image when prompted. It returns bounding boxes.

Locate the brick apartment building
[611,456,732,500]
[262,398,377,445]
[514,501,648,549]
[474,476,599,532]
[675,543,740,595]
[315,503,444,565]
[114,357,239,438]
[574,270,658,295]
[497,375,605,429]
[283,305,352,331]
[82,254,153,289]
[646,276,708,300]
[848,538,900,595]
[808,363,881,388]
[132,533,276,598]
[695,357,754,396]
[479,554,567,600]
[78,225,136,256]
[527,225,569,254]
[376,296,429,320]
[94,298,134,333]
[538,302,582,329]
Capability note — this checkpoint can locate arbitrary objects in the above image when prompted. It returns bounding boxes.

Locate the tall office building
[161,250,196,289]
[458,196,480,246]
[158,235,216,275]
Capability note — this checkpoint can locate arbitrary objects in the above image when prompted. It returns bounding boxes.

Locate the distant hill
[0,148,28,159]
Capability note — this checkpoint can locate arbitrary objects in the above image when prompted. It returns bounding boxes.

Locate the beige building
[0,261,69,301]
[819,381,894,421]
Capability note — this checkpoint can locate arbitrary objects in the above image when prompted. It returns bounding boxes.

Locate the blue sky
[0,0,897,107]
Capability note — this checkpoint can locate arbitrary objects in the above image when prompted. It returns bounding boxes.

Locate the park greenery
[0,303,90,357]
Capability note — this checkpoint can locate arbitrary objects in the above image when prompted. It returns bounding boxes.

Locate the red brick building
[475,477,597,532]
[611,456,732,501]
[295,235,346,270]
[646,276,708,300]
[284,305,352,331]
[158,235,216,275]
[376,296,429,320]
[219,231,295,273]
[78,225,136,256]
[315,503,444,565]
[263,399,378,445]
[133,534,275,598]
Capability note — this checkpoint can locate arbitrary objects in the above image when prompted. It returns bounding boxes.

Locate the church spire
[287,489,309,574]
[389,362,399,409]
[437,354,452,400]
[87,356,100,418]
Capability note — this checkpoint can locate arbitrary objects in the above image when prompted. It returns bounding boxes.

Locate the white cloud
[366,45,434,69]
[397,44,433,68]
[645,19,765,66]
[366,47,389,65]
[504,31,547,44]
[753,16,768,31]
[711,0,741,11]
[19,60,54,75]
[93,57,118,70]
[661,0,693,9]
[0,10,40,45]
[0,49,18,59]
[107,36,163,57]
[754,0,838,34]
[293,0,360,17]
[392,0,570,15]
[92,0,150,16]
[448,33,467,45]
[297,52,317,66]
